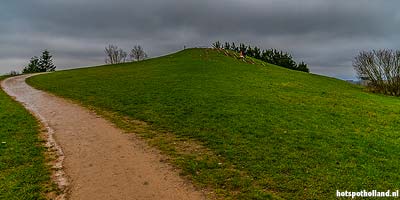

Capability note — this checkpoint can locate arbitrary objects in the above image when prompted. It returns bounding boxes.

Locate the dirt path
[1,74,206,200]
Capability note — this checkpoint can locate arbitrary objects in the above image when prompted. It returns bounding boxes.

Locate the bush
[213,41,310,73]
[353,49,400,96]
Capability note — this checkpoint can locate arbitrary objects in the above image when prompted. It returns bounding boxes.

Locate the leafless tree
[353,49,400,95]
[105,44,127,64]
[129,45,148,61]
[8,70,20,76]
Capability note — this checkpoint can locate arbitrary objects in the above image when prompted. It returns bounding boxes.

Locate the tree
[105,44,127,64]
[253,47,261,59]
[38,50,56,72]
[23,56,40,74]
[23,50,56,74]
[272,50,297,70]
[129,45,148,61]
[231,42,237,51]
[212,41,221,49]
[224,42,230,50]
[212,41,310,73]
[247,46,254,57]
[8,70,20,76]
[262,49,297,70]
[353,49,400,95]
[297,61,310,72]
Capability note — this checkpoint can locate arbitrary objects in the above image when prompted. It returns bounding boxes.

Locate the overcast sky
[1,0,400,79]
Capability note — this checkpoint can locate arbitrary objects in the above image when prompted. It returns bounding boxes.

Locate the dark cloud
[1,0,400,79]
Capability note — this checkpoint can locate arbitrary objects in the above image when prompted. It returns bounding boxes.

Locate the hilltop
[27,48,400,199]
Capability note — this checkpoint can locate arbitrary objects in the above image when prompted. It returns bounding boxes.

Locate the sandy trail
[1,74,205,200]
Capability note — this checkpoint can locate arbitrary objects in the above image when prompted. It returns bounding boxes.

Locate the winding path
[1,74,205,200]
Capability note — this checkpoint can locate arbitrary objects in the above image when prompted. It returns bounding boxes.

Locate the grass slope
[0,76,53,199]
[28,49,400,199]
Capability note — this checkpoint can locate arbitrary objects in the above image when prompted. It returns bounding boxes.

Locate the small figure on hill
[240,51,245,59]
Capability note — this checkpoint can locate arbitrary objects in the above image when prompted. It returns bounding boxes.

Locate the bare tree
[353,49,400,95]
[8,70,20,76]
[129,45,148,61]
[105,44,127,64]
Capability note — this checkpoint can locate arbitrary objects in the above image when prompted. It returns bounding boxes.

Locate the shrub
[353,49,400,96]
[214,41,310,73]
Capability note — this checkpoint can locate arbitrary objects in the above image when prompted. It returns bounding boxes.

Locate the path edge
[1,74,69,200]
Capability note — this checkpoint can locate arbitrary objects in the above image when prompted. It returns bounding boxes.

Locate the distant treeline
[212,41,309,72]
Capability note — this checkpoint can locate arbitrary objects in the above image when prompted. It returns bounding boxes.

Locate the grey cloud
[1,0,400,80]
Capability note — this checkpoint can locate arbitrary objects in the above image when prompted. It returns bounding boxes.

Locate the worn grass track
[28,48,400,199]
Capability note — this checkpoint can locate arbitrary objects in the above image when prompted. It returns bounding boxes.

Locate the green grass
[27,48,400,199]
[0,76,54,199]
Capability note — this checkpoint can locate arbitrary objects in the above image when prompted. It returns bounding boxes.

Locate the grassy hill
[28,48,400,199]
[0,76,54,199]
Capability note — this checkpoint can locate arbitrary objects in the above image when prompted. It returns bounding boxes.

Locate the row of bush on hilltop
[212,41,309,72]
